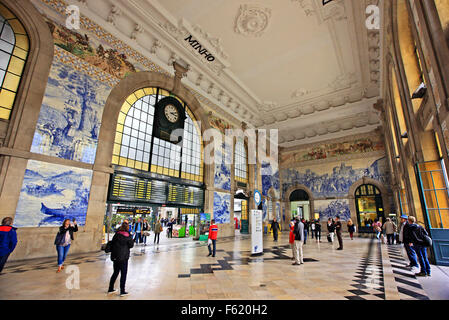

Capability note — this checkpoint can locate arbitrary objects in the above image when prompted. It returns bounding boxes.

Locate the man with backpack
[292,216,305,266]
[404,216,432,277]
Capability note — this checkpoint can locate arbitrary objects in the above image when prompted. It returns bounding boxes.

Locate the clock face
[164,104,179,123]
[254,191,261,205]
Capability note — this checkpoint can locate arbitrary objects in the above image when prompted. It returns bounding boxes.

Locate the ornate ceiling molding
[234,4,272,38]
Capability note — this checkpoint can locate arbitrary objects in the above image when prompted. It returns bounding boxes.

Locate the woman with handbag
[108,221,134,296]
[154,219,162,245]
[54,218,78,273]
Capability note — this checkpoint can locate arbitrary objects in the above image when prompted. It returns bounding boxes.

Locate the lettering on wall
[184,35,215,62]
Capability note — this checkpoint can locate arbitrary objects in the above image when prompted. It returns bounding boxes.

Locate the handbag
[160,225,163,232]
[104,241,112,253]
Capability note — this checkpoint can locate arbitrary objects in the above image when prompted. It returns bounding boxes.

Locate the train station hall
[0,0,448,303]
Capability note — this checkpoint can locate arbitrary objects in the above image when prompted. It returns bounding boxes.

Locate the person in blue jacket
[0,217,18,273]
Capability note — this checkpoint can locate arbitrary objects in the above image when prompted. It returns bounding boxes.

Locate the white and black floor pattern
[386,245,430,300]
[345,239,385,300]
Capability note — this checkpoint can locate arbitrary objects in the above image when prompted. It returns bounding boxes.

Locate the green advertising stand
[199,213,211,241]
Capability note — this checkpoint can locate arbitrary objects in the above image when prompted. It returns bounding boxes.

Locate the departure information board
[109,173,204,207]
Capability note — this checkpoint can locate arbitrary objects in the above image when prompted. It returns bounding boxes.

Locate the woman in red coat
[289,220,295,260]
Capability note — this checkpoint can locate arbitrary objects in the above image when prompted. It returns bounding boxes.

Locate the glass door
[416,160,449,266]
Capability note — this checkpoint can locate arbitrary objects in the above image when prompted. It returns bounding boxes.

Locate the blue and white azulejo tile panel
[14,160,93,227]
[315,199,351,221]
[213,192,231,224]
[30,59,112,164]
[214,142,231,191]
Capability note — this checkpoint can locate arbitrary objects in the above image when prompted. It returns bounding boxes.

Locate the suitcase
[327,234,332,242]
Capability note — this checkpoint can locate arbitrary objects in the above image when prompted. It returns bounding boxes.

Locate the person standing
[310,220,316,239]
[289,220,295,260]
[347,219,355,240]
[167,219,173,238]
[335,216,343,250]
[383,218,397,245]
[0,217,18,274]
[54,218,78,273]
[132,218,143,245]
[141,219,149,246]
[400,215,419,270]
[315,219,322,242]
[405,216,432,277]
[207,219,218,257]
[302,218,308,245]
[327,218,335,243]
[373,219,382,240]
[292,217,304,266]
[154,219,162,245]
[270,218,280,242]
[108,221,134,296]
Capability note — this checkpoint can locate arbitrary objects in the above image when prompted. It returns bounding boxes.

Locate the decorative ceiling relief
[234,4,272,37]
[192,24,229,60]
[292,0,346,24]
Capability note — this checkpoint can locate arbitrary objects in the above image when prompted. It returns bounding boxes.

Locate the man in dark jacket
[0,217,17,273]
[270,218,280,242]
[400,215,419,270]
[108,222,134,296]
[335,216,343,250]
[404,216,431,277]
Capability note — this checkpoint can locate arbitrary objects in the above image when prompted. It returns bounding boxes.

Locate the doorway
[355,184,385,233]
[289,189,311,220]
[234,189,249,234]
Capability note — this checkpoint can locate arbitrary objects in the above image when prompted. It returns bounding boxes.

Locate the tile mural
[262,161,280,199]
[314,199,351,221]
[14,160,93,227]
[281,157,390,199]
[214,142,232,191]
[213,192,231,224]
[30,59,112,164]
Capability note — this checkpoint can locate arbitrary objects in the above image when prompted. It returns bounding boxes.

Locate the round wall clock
[164,104,179,123]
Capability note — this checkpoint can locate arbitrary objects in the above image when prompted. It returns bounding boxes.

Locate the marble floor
[0,232,448,300]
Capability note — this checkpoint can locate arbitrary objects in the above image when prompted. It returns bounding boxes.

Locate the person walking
[108,221,134,296]
[405,216,432,277]
[154,219,162,245]
[383,218,397,245]
[400,215,419,270]
[207,219,218,257]
[315,219,322,242]
[270,218,280,242]
[335,216,343,250]
[292,217,304,266]
[54,218,78,273]
[327,218,335,243]
[373,219,382,240]
[347,219,355,240]
[0,217,18,274]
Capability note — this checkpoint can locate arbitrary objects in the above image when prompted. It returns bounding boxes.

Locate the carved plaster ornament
[235,4,272,37]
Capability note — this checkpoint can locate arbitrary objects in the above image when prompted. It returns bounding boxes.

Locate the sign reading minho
[184,35,216,62]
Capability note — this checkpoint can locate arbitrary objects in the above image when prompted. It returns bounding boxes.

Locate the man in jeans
[405,216,431,277]
[401,215,419,270]
[207,219,218,257]
[292,217,304,266]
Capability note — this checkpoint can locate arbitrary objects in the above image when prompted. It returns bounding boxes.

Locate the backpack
[104,240,113,253]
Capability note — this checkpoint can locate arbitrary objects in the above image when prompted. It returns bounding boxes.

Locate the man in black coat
[270,218,281,242]
[108,221,134,296]
[335,216,343,250]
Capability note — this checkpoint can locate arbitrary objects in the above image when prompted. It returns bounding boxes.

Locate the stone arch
[0,0,54,151]
[94,71,212,171]
[283,184,315,221]
[348,177,391,225]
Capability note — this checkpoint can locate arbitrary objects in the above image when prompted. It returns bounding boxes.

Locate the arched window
[112,87,203,183]
[234,137,248,184]
[355,184,384,229]
[0,3,29,120]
